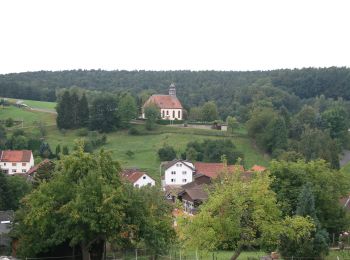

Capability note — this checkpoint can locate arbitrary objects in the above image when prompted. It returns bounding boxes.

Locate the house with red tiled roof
[141,83,183,120]
[193,162,244,179]
[0,150,34,175]
[122,169,155,188]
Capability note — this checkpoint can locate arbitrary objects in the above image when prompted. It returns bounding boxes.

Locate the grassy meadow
[1,102,270,181]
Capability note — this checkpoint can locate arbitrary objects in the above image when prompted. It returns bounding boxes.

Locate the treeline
[2,67,350,116]
[56,89,137,132]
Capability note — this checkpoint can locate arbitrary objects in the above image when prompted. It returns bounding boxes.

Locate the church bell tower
[169,83,176,97]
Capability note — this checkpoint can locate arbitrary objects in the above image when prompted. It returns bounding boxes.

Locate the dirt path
[29,107,57,114]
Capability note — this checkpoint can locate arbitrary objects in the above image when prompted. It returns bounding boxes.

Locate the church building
[142,83,183,120]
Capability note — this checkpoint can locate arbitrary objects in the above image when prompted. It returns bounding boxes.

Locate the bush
[128,127,140,135]
[156,119,184,125]
[5,117,14,127]
[158,146,177,161]
[77,128,89,137]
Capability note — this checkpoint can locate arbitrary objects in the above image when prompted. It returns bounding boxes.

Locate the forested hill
[1,67,350,109]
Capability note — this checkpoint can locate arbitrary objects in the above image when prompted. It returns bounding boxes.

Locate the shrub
[5,118,14,127]
[77,128,89,137]
[158,146,176,161]
[128,127,140,135]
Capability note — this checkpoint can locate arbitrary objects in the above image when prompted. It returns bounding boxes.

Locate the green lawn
[23,99,57,110]
[0,104,269,181]
[0,106,56,128]
[46,125,269,181]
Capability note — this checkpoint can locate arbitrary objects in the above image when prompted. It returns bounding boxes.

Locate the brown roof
[122,169,153,184]
[143,95,183,109]
[251,165,267,172]
[179,184,209,202]
[0,150,32,163]
[194,162,244,179]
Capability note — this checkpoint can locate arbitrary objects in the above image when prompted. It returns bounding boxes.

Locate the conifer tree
[56,91,73,129]
[77,93,89,127]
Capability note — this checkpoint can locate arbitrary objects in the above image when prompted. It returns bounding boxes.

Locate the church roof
[143,95,183,109]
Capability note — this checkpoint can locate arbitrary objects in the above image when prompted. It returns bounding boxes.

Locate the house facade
[122,169,156,188]
[0,150,34,175]
[142,83,183,120]
[163,159,195,186]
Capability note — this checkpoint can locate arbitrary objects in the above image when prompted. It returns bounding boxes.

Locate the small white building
[0,150,34,174]
[163,159,195,186]
[142,83,183,120]
[122,169,156,188]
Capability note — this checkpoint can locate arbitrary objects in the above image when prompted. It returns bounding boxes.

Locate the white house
[142,83,183,120]
[163,159,195,186]
[122,169,156,188]
[0,150,34,174]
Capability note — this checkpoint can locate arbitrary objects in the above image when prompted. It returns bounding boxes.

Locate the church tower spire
[169,83,176,97]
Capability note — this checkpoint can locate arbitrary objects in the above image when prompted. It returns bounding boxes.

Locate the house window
[171,178,176,182]
[22,169,26,173]
[171,171,176,175]
[12,169,16,173]
[143,176,146,179]
[22,163,26,166]
[166,110,169,116]
[176,163,182,167]
[178,110,181,118]
[182,179,187,183]
[182,171,187,175]
[173,110,175,118]
[3,163,6,166]
[12,163,16,166]
[162,110,165,118]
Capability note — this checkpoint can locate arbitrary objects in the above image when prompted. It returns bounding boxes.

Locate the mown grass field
[22,99,57,110]
[0,106,56,127]
[1,103,270,181]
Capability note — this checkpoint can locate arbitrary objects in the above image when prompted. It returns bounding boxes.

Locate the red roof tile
[251,165,267,172]
[194,162,244,179]
[0,150,32,162]
[143,95,183,109]
[122,169,153,184]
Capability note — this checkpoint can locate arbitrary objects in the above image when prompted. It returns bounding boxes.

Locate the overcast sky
[0,0,349,74]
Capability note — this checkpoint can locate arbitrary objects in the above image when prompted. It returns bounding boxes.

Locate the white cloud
[0,0,349,73]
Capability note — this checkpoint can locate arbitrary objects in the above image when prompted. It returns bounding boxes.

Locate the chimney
[169,83,176,97]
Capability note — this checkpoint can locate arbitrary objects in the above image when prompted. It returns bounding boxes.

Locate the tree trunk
[81,243,91,260]
[230,248,242,260]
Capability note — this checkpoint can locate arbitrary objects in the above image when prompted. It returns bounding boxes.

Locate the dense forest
[1,67,350,114]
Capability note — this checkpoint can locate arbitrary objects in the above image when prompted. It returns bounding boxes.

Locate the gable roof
[143,95,183,109]
[194,162,244,179]
[0,150,32,163]
[163,159,195,171]
[178,184,208,202]
[122,169,153,184]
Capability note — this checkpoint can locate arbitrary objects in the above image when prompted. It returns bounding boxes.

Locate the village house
[0,150,34,175]
[122,169,156,188]
[162,159,195,186]
[142,83,183,120]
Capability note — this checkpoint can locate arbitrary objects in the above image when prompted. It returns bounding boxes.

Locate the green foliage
[178,172,290,259]
[0,173,32,210]
[89,95,120,132]
[158,145,176,161]
[39,142,52,158]
[144,104,160,130]
[125,150,135,158]
[185,139,243,164]
[118,93,137,128]
[322,106,349,144]
[5,117,14,127]
[33,160,55,188]
[15,148,174,258]
[226,116,239,133]
[77,93,89,127]
[270,160,350,234]
[128,127,140,135]
[201,101,219,122]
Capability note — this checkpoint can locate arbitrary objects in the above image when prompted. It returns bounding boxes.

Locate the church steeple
[169,83,176,97]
